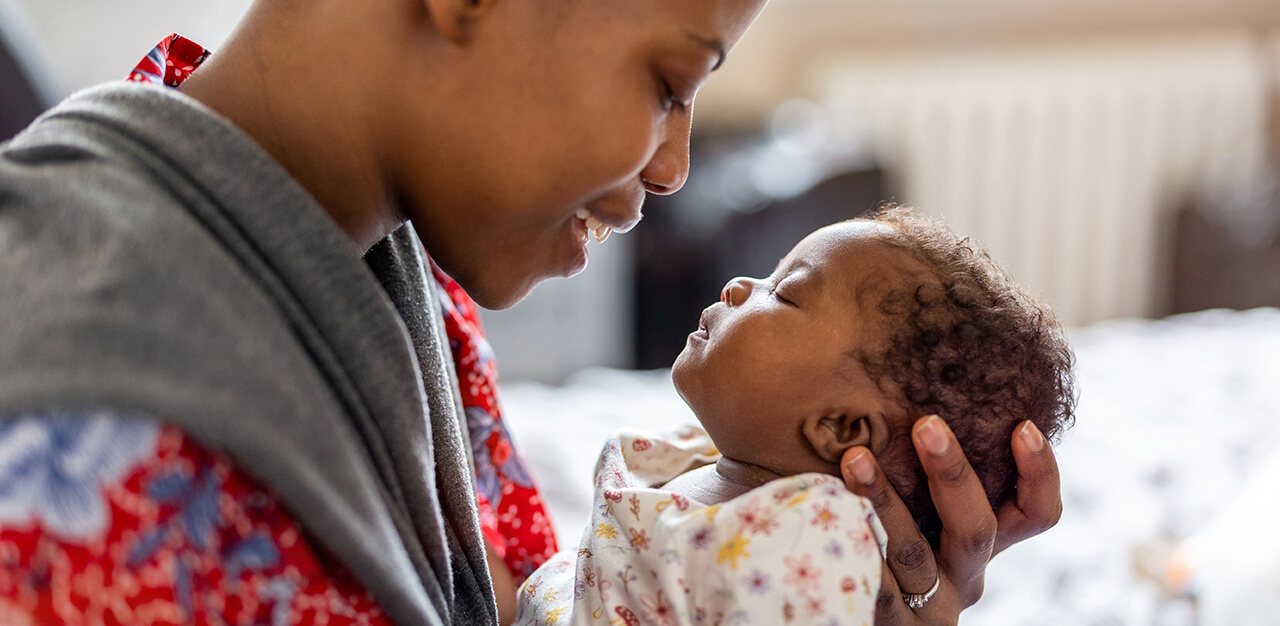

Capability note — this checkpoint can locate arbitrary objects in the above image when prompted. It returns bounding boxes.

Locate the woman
[0,0,1061,623]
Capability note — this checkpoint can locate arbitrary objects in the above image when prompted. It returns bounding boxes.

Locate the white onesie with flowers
[515,426,884,626]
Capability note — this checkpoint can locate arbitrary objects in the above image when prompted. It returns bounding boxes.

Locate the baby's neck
[662,456,788,506]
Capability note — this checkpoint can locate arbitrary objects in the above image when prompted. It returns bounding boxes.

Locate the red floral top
[0,416,393,626]
[431,263,559,581]
[0,34,555,625]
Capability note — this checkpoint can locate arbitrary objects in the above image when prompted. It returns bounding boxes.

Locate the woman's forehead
[580,0,766,53]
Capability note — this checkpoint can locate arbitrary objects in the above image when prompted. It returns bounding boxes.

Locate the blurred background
[5,0,1280,624]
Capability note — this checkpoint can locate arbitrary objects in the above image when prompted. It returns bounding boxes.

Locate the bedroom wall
[811,35,1272,325]
[695,0,1280,127]
[7,0,250,97]
[1270,34,1280,160]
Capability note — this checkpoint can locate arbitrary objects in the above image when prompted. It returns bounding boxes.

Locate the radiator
[812,34,1273,325]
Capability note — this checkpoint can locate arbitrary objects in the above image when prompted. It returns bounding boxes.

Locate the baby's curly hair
[860,205,1076,547]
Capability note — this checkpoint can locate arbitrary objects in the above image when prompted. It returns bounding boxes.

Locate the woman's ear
[802,413,875,465]
[423,0,497,44]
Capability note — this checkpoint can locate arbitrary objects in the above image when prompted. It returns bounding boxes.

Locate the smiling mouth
[574,208,612,243]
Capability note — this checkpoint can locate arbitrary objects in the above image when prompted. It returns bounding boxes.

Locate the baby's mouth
[696,309,711,339]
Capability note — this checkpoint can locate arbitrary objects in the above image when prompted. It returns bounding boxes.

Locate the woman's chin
[464,276,537,311]
[467,261,588,311]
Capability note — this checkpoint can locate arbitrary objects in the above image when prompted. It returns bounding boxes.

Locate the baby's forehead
[786,220,908,263]
[783,220,927,298]
[794,219,896,249]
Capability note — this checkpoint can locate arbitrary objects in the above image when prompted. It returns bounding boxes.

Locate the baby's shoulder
[730,473,882,531]
[670,473,887,559]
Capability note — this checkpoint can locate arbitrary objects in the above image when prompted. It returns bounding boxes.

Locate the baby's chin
[669,347,700,405]
[671,351,716,435]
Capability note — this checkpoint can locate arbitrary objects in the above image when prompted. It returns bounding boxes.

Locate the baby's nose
[721,277,753,307]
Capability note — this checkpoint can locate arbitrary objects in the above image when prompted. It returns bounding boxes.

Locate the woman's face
[387,0,767,309]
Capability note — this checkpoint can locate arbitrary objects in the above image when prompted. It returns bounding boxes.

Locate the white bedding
[499,308,1280,625]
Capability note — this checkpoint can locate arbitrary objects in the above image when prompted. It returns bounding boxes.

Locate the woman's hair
[860,205,1076,546]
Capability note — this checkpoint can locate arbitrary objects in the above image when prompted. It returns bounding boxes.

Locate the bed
[498,307,1280,625]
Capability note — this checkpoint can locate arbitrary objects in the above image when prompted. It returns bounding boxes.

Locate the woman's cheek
[588,106,665,189]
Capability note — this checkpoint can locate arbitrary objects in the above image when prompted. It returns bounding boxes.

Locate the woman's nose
[721,277,754,307]
[640,108,693,195]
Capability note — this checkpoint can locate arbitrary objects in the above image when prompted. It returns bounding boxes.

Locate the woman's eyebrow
[685,33,727,71]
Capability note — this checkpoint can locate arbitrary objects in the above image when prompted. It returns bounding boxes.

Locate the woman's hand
[840,415,1062,625]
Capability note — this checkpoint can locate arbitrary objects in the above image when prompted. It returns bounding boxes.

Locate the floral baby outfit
[517,427,883,626]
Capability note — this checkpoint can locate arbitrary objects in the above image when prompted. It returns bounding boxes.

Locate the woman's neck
[176,0,404,252]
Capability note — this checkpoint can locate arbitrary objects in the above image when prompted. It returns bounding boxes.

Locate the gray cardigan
[0,83,496,626]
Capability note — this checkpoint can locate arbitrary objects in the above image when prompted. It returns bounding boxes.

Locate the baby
[516,206,1075,625]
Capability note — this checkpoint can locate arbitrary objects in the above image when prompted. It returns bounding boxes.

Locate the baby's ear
[803,413,874,465]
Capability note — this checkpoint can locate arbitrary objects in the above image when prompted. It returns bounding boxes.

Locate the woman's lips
[562,215,590,275]
[571,212,590,245]
[564,203,641,275]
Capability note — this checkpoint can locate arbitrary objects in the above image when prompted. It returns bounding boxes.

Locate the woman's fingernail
[918,415,950,456]
[848,449,876,486]
[1019,421,1045,453]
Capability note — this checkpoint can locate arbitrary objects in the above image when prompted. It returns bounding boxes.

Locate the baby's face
[672,221,918,473]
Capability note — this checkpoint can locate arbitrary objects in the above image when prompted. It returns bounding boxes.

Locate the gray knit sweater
[0,83,496,626]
